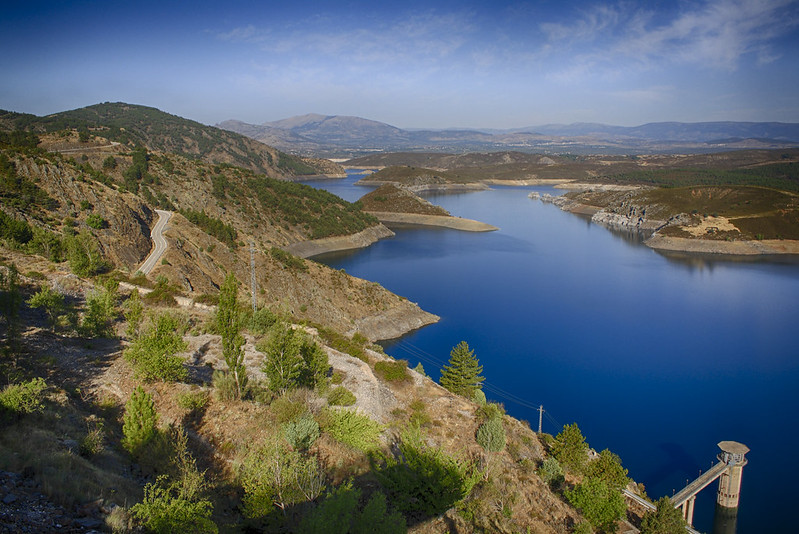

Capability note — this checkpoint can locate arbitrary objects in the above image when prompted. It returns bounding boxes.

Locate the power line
[387,337,565,432]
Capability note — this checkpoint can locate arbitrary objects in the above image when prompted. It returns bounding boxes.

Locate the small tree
[640,496,687,534]
[260,321,303,394]
[81,282,117,338]
[124,313,188,382]
[122,386,158,455]
[538,457,564,486]
[439,341,485,398]
[565,477,626,533]
[259,320,328,394]
[102,156,117,170]
[217,273,247,399]
[131,427,216,533]
[27,285,66,332]
[552,423,589,473]
[123,288,144,338]
[587,449,629,491]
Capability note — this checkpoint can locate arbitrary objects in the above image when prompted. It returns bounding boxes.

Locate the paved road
[139,210,172,275]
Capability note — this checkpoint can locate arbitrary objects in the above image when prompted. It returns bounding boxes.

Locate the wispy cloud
[215,9,475,70]
[542,0,799,74]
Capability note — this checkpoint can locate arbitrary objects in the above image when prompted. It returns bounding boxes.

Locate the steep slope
[0,126,435,340]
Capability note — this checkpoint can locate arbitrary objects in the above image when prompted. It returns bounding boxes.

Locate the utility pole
[250,240,257,312]
[538,405,544,434]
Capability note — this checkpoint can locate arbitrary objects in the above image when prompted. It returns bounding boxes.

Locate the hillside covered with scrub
[0,104,688,533]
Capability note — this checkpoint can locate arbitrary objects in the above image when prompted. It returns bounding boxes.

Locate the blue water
[302,172,799,532]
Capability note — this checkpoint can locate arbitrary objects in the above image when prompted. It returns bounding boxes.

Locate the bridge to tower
[623,441,749,532]
[670,441,749,527]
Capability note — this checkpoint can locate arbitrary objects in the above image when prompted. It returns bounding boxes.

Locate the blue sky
[2,0,798,128]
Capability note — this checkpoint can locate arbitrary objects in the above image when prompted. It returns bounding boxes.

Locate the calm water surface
[302,172,799,532]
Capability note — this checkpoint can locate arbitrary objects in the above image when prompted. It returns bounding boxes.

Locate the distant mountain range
[218,115,799,157]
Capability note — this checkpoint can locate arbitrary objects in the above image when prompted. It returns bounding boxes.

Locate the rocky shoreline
[529,191,799,257]
[367,211,498,232]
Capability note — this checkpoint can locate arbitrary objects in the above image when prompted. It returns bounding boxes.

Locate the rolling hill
[219,113,799,157]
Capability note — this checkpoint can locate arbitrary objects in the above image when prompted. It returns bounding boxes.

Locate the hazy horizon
[2,0,798,129]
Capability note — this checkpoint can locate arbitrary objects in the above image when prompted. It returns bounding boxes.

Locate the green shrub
[177,390,209,412]
[142,276,179,306]
[85,213,106,229]
[283,413,320,450]
[268,392,307,423]
[328,386,356,407]
[471,389,486,406]
[239,439,324,520]
[270,247,308,272]
[131,474,217,533]
[476,402,505,423]
[80,285,117,338]
[27,286,66,332]
[122,386,158,456]
[372,428,481,518]
[124,313,188,382]
[79,420,105,457]
[298,482,406,534]
[123,289,144,339]
[476,417,506,453]
[538,457,564,486]
[322,408,384,452]
[413,362,427,377]
[565,477,626,533]
[212,370,238,401]
[0,377,47,417]
[373,360,411,382]
[247,306,278,335]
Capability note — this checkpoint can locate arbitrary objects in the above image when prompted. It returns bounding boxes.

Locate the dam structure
[624,441,749,532]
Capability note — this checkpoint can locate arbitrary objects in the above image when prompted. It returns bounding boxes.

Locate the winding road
[139,210,172,275]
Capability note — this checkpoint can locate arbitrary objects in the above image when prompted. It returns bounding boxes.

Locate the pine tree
[439,341,485,398]
[640,496,687,534]
[217,273,247,399]
[122,386,158,455]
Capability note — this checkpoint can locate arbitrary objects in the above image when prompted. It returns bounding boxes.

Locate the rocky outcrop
[351,303,439,342]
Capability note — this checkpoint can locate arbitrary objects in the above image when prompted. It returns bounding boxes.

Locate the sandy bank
[284,224,395,258]
[645,235,799,255]
[368,211,498,232]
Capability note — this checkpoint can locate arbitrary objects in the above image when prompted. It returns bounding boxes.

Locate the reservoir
[303,172,799,532]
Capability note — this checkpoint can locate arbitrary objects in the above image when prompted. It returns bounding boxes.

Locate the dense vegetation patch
[600,162,799,192]
[248,176,378,238]
[0,152,57,212]
[180,209,238,248]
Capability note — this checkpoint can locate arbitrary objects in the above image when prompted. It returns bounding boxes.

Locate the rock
[2,493,17,504]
